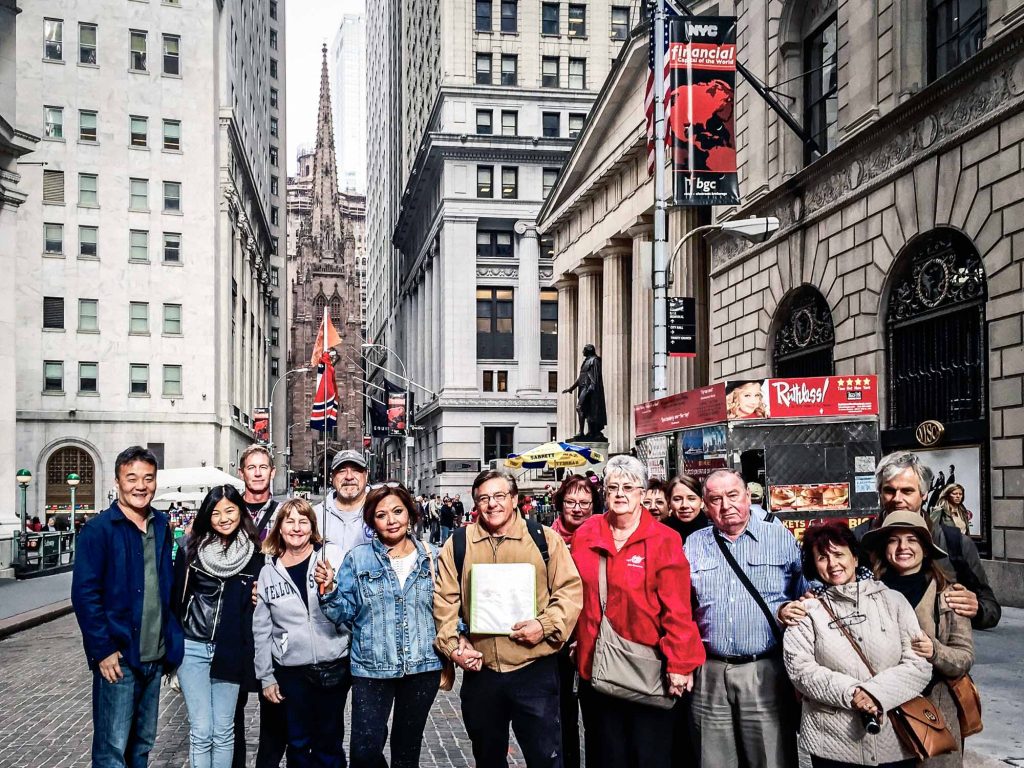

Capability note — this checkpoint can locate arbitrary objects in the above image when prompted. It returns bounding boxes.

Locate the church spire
[310,42,342,252]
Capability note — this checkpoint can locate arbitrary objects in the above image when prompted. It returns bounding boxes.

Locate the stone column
[441,217,477,391]
[628,219,654,445]
[515,221,542,394]
[575,261,603,360]
[555,277,578,441]
[600,241,633,454]
[423,260,434,394]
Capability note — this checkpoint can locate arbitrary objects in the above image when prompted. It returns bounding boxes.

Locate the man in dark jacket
[72,446,184,768]
[854,451,1000,629]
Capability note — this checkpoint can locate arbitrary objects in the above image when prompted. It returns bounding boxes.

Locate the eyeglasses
[369,482,401,491]
[827,613,867,630]
[475,492,509,508]
[605,484,640,496]
[564,500,593,510]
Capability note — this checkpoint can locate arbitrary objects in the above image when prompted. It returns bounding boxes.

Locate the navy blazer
[71,501,184,671]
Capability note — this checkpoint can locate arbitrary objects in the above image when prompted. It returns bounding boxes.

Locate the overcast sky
[285,0,365,175]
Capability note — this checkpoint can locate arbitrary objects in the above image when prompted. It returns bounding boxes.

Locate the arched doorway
[45,446,97,518]
[772,286,835,377]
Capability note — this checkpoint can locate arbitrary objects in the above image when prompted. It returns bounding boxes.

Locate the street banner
[667,16,740,206]
[369,395,388,439]
[253,408,270,443]
[634,383,726,436]
[386,380,408,436]
[309,353,338,432]
[668,296,697,357]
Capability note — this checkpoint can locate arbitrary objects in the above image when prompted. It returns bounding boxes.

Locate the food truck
[633,376,883,539]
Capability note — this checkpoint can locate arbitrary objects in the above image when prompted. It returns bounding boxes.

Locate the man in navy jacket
[72,446,183,768]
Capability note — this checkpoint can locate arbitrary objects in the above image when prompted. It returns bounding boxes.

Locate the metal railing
[10,532,76,578]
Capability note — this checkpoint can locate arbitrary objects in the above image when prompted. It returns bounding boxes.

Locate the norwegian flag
[309,352,338,432]
[646,4,680,175]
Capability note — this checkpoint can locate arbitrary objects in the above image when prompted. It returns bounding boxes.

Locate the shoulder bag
[712,530,784,645]
[590,553,675,710]
[818,598,957,759]
[947,674,982,737]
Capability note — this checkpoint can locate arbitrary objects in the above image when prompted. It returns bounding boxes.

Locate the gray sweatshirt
[314,493,374,553]
[252,543,349,686]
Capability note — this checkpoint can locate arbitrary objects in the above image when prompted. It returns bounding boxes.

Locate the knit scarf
[198,535,255,579]
[881,569,930,609]
[551,517,577,547]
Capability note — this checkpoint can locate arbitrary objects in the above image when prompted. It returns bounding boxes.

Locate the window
[129,178,148,209]
[477,230,514,258]
[43,296,64,329]
[162,34,180,75]
[43,169,64,203]
[270,87,278,108]
[271,327,279,346]
[548,370,558,393]
[484,426,514,462]
[130,115,148,147]
[163,181,181,212]
[78,173,98,206]
[540,235,555,259]
[477,165,494,197]
[611,7,630,40]
[501,166,518,199]
[475,53,492,84]
[163,303,182,334]
[130,364,149,395]
[44,223,63,254]
[270,58,278,78]
[500,54,517,85]
[44,19,63,61]
[79,23,97,64]
[541,288,558,359]
[568,57,586,88]
[501,110,518,135]
[44,107,63,139]
[773,287,835,377]
[271,206,279,225]
[163,232,181,262]
[500,0,517,33]
[542,167,559,197]
[477,288,514,358]
[929,0,987,81]
[541,3,559,35]
[130,229,149,261]
[269,146,278,166]
[79,299,98,331]
[271,176,279,195]
[476,109,493,134]
[271,298,279,317]
[804,15,838,163]
[270,117,278,137]
[270,0,278,19]
[270,29,278,50]
[79,362,98,393]
[542,56,559,87]
[271,357,279,376]
[44,361,64,392]
[482,370,509,392]
[79,226,98,258]
[130,30,147,71]
[79,110,97,142]
[163,119,180,150]
[568,4,586,37]
[270,266,279,286]
[129,302,149,334]
[542,111,560,137]
[568,112,585,138]
[475,0,492,31]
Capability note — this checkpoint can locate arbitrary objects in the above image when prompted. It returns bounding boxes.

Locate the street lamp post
[268,367,310,493]
[66,472,80,534]
[362,343,411,488]
[16,469,31,567]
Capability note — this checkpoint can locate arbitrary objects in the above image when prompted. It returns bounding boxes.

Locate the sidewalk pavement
[0,571,74,638]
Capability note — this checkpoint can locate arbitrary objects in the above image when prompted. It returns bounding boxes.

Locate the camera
[861,712,882,735]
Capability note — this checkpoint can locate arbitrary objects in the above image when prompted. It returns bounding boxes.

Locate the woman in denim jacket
[315,482,443,768]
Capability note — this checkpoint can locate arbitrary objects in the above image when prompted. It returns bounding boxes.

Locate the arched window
[773,287,835,377]
[886,228,987,430]
[45,446,96,514]
[313,293,327,318]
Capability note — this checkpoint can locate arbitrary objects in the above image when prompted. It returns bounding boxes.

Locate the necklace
[386,539,416,559]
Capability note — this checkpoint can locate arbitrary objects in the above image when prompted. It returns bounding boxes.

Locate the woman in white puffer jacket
[781,522,932,768]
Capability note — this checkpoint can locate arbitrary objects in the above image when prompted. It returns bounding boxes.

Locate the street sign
[668,296,697,357]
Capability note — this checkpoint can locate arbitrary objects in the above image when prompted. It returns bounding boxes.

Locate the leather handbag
[819,599,957,759]
[426,546,456,692]
[948,673,983,737]
[304,657,349,688]
[590,555,675,710]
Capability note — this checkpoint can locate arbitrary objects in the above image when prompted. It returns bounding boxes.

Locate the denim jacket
[320,537,443,679]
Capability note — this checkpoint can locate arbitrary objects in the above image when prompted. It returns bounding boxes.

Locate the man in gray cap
[314,449,374,553]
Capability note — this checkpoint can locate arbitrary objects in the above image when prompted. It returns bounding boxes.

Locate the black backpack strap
[255,500,278,537]
[713,529,784,645]
[453,525,467,584]
[525,518,550,565]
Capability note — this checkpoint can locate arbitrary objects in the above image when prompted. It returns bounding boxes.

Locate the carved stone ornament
[889,232,985,322]
[774,289,835,360]
[477,266,519,279]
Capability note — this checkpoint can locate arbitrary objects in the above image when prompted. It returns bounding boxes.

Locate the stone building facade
[286,48,366,486]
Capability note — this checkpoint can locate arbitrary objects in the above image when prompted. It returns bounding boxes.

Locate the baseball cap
[331,450,367,472]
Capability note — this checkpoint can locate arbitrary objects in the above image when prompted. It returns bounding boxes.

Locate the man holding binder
[433,469,583,768]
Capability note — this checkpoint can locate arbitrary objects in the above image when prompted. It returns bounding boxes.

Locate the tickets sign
[782,515,877,543]
[634,383,727,437]
[762,375,878,419]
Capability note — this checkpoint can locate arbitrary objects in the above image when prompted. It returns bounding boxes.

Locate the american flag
[646,4,680,175]
[309,352,338,432]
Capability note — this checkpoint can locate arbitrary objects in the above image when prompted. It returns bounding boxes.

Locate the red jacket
[571,511,705,678]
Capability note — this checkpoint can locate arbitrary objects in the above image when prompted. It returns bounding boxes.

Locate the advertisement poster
[668,17,740,206]
[782,515,876,543]
[253,408,270,443]
[668,297,698,358]
[768,483,851,512]
[723,376,880,421]
[726,380,768,419]
[387,389,407,435]
[910,445,982,537]
[638,434,670,480]
[634,383,727,436]
[679,426,728,480]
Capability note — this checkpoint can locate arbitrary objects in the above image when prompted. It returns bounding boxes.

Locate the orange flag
[310,313,342,366]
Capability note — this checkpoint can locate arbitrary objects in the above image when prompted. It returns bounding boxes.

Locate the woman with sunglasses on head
[313,481,443,768]
[781,521,932,768]
[171,485,263,768]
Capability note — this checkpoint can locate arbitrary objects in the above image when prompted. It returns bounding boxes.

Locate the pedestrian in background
[314,450,373,552]
[72,446,184,768]
[439,496,456,543]
[172,485,262,768]
[641,477,670,522]
[315,482,443,768]
[661,474,707,544]
[253,498,350,768]
[931,483,973,535]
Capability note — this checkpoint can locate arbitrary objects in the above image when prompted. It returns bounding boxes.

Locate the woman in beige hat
[865,510,976,767]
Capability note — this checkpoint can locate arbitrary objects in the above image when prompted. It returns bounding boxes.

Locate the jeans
[556,647,582,768]
[350,671,440,768]
[91,660,162,768]
[177,639,240,768]
[276,661,352,768]
[233,689,288,768]
[461,655,562,768]
[440,525,453,544]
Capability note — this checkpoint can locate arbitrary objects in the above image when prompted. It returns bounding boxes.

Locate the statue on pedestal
[563,344,607,441]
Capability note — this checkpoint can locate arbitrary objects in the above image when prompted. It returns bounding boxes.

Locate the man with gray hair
[853,451,1000,629]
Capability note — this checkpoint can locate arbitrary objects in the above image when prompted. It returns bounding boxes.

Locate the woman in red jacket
[571,455,705,768]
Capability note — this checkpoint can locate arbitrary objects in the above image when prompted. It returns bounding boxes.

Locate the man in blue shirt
[685,468,807,768]
[72,446,183,768]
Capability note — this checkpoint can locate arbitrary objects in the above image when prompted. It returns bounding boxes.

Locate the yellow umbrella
[504,441,604,470]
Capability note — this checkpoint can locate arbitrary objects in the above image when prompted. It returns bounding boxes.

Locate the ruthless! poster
[667,17,739,206]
